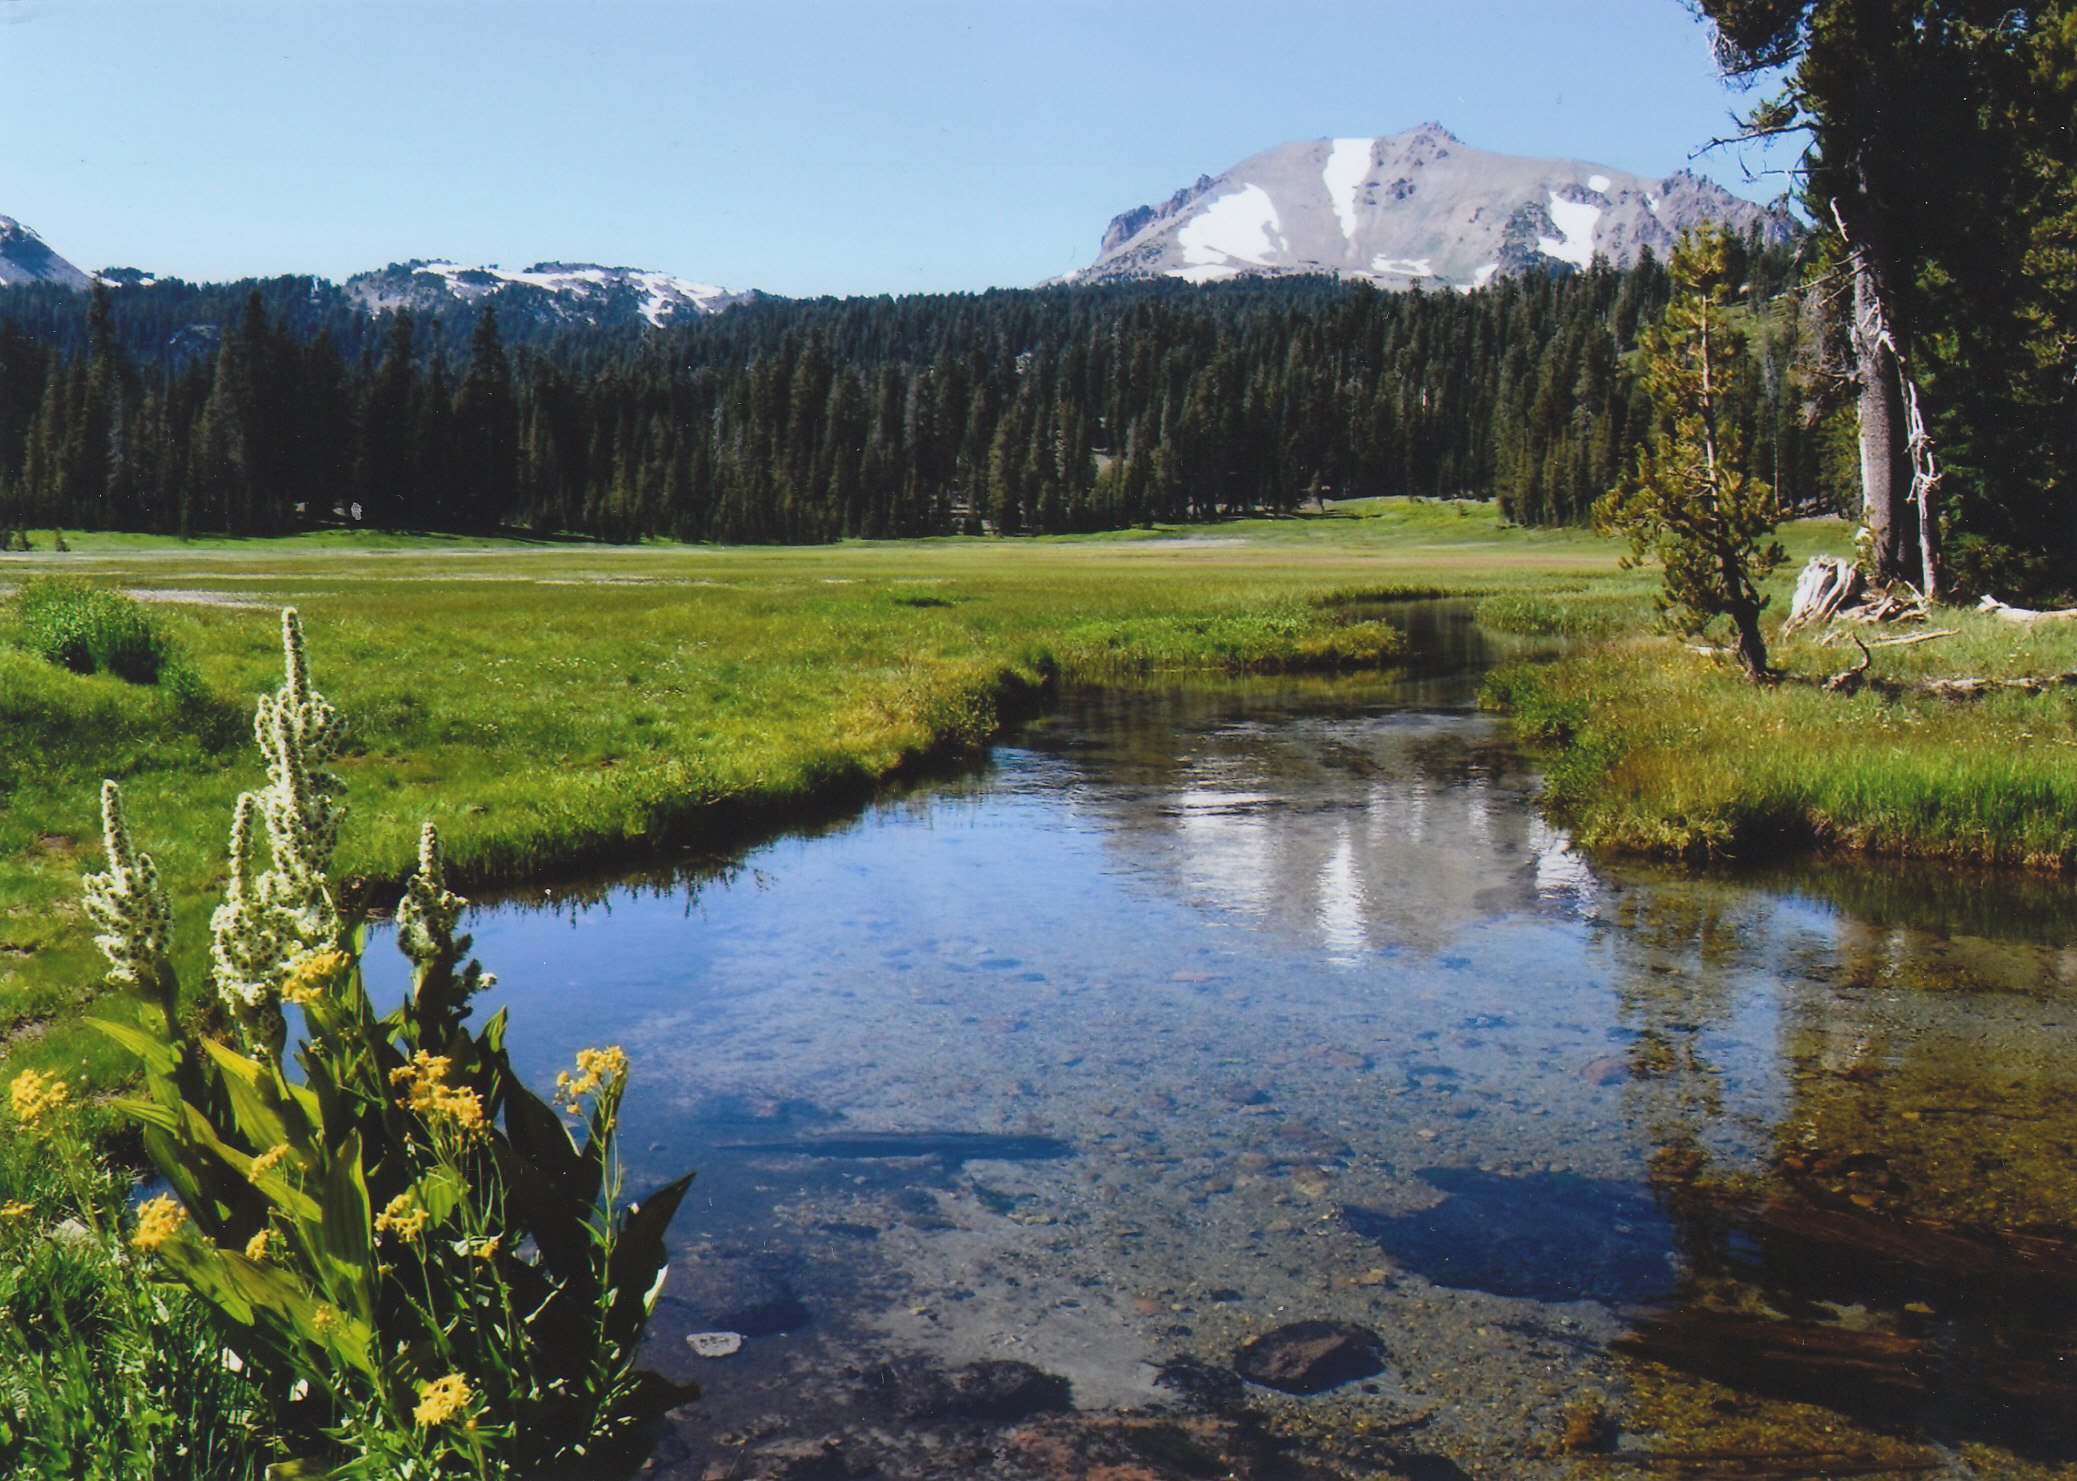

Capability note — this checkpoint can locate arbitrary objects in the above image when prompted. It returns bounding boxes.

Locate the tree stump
[1783,556,1864,635]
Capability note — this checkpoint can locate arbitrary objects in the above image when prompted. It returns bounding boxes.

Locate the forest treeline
[0,235,1833,545]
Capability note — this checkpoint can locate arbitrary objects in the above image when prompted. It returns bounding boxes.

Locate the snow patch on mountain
[1536,193,1602,269]
[1177,185,1288,271]
[1323,138,1372,242]
[346,259,747,327]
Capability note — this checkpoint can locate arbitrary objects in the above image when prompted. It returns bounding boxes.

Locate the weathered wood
[1824,636,1873,694]
[1915,671,2077,699]
[1977,595,2077,623]
[1783,556,1864,635]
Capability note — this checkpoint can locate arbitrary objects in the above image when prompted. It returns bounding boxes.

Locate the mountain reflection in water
[357,603,2077,1478]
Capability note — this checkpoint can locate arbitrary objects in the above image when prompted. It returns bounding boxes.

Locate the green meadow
[6,497,2076,1103]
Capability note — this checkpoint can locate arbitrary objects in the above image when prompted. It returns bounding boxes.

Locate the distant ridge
[0,216,90,290]
[0,214,753,332]
[342,259,757,329]
[1069,125,1795,292]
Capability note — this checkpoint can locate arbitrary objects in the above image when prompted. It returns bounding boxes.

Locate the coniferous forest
[0,234,1837,548]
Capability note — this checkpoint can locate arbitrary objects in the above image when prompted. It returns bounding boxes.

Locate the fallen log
[1979,595,2077,623]
[1913,671,2077,700]
[1616,1306,2077,1447]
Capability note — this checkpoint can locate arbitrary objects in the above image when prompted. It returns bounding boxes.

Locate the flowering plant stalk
[82,610,694,1479]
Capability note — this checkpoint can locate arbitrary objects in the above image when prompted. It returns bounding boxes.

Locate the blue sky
[0,0,1791,296]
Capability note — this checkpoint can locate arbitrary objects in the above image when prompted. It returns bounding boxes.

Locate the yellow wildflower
[376,1192,429,1243]
[555,1045,629,1113]
[390,1051,452,1100]
[244,1228,272,1261]
[469,1235,501,1261]
[132,1193,186,1252]
[310,1304,343,1334]
[413,1373,472,1427]
[433,1084,486,1132]
[9,1069,68,1128]
[247,1143,292,1181]
[1,1200,32,1219]
[391,1052,486,1135]
[280,947,351,1006]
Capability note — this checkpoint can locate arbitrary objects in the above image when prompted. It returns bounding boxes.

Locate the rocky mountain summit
[1071,125,1795,291]
[0,215,91,290]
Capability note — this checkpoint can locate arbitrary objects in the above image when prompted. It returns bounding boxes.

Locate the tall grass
[1487,614,2077,868]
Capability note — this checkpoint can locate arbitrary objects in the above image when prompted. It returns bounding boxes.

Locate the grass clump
[1052,603,1404,678]
[12,579,181,686]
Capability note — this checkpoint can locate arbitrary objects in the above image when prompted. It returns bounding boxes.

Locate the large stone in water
[883,1359,1074,1423]
[1233,1321,1385,1395]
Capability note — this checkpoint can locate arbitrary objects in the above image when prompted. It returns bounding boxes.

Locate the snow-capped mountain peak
[344,259,750,327]
[1071,127,1793,291]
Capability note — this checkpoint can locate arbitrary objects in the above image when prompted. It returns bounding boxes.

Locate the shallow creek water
[367,603,2077,1480]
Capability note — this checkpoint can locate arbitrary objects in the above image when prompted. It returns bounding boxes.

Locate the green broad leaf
[415,1164,464,1223]
[214,1247,320,1329]
[487,1142,597,1293]
[84,1014,178,1075]
[605,1172,693,1337]
[503,1079,584,1192]
[317,1130,375,1321]
[200,1034,264,1086]
[160,1240,256,1327]
[143,1124,211,1211]
[107,1091,180,1133]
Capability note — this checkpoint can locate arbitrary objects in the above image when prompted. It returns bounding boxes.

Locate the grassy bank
[0,499,1619,1093]
[1482,562,2077,870]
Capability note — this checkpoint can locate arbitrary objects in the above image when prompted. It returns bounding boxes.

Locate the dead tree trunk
[1852,258,1914,578]
[1837,201,1943,601]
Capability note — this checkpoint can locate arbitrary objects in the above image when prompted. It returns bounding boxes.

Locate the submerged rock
[1233,1321,1385,1395]
[875,1358,1074,1424]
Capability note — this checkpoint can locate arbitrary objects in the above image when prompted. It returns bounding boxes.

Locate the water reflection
[357,604,2077,1477]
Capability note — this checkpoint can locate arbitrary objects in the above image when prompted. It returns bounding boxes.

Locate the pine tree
[1598,227,1784,680]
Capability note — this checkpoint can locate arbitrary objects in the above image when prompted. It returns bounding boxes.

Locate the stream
[366,601,2077,1480]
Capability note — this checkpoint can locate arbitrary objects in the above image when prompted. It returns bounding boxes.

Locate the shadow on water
[1342,1168,1681,1306]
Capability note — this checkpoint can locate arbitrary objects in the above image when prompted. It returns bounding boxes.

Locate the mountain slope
[0,216,91,290]
[1072,125,1794,290]
[343,259,754,329]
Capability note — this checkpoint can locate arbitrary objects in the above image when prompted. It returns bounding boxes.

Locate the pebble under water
[364,603,2077,1479]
